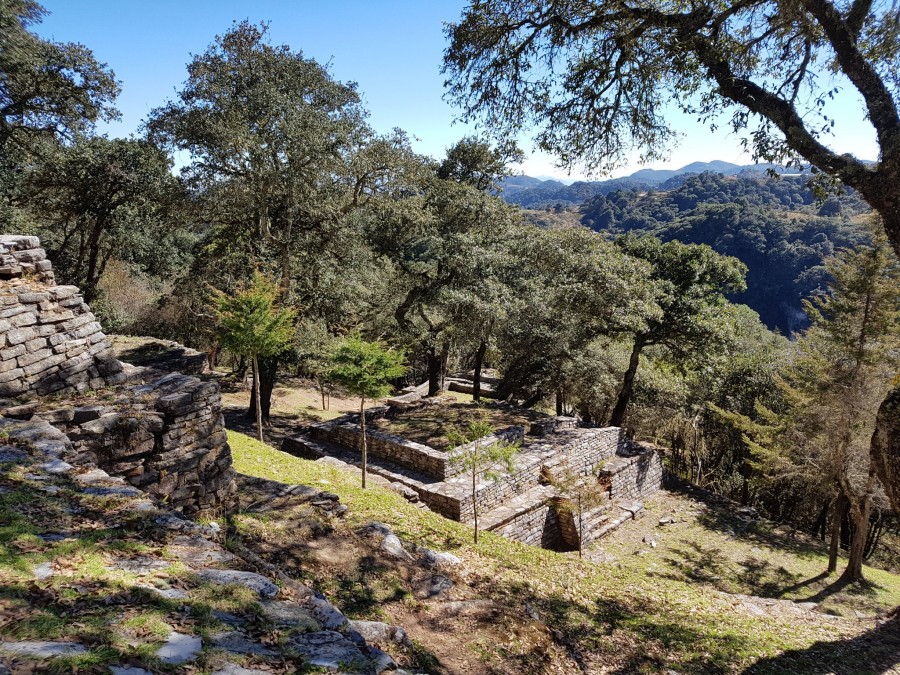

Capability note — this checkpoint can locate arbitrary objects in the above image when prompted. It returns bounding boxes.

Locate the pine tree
[210,273,296,443]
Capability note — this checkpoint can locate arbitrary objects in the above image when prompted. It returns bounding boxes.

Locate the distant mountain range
[500,161,800,208]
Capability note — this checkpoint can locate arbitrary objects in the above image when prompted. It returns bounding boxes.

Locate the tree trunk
[426,348,442,397]
[828,494,847,574]
[556,389,564,416]
[252,354,263,443]
[871,383,900,514]
[472,445,479,544]
[359,398,367,489]
[248,354,278,421]
[472,338,487,402]
[840,495,873,584]
[609,340,644,427]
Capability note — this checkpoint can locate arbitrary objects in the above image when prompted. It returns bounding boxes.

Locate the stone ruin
[284,397,664,551]
[0,235,237,515]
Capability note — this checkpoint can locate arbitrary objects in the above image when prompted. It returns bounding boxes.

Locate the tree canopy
[443,0,900,256]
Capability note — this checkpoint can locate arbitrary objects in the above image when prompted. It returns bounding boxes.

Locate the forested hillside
[576,172,873,333]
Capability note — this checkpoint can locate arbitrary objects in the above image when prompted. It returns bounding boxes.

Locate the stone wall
[310,411,525,481]
[419,427,623,523]
[599,443,664,501]
[59,373,237,515]
[322,422,449,478]
[0,236,125,398]
[0,234,237,516]
[490,501,561,549]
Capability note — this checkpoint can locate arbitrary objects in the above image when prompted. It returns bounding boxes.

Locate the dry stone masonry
[0,235,126,397]
[0,234,237,516]
[285,399,664,551]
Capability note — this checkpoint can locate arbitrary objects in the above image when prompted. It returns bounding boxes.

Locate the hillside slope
[229,432,900,675]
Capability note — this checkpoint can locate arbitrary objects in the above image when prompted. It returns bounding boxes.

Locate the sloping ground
[230,432,900,675]
[0,428,421,673]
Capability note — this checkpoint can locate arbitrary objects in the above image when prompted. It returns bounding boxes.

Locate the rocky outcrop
[0,421,415,674]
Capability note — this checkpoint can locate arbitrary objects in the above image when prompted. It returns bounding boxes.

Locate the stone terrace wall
[59,373,237,515]
[599,443,664,502]
[426,427,624,522]
[316,422,450,479]
[311,415,526,481]
[491,501,561,549]
[0,236,125,398]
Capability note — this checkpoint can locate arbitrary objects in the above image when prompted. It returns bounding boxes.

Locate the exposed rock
[136,584,189,600]
[413,574,454,599]
[0,641,87,658]
[109,667,153,675]
[306,595,349,630]
[0,446,27,462]
[168,534,234,566]
[111,556,170,575]
[197,569,279,598]
[41,458,73,474]
[381,534,412,561]
[156,631,202,665]
[349,620,408,646]
[261,601,321,630]
[288,630,370,671]
[74,468,118,484]
[370,645,397,674]
[419,547,461,568]
[32,561,54,580]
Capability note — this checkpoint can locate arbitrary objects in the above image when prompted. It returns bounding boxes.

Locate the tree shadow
[743,614,900,674]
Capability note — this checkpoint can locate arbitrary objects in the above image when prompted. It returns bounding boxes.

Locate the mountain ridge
[502,160,797,207]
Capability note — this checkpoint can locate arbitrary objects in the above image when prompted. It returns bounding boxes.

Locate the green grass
[229,430,900,673]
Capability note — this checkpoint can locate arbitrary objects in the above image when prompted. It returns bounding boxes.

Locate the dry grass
[371,401,544,450]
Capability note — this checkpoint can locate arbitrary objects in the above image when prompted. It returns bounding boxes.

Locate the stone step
[589,500,645,542]
[480,484,558,531]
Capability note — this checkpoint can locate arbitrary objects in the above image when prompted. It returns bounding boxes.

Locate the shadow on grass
[520,585,757,673]
[743,613,900,674]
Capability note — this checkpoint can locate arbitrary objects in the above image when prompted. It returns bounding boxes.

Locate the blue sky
[36,1,878,181]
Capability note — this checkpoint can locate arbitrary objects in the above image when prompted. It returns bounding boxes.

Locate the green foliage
[437,135,523,192]
[26,136,185,302]
[581,172,872,331]
[210,272,297,360]
[328,334,406,402]
[0,0,119,155]
[447,419,519,480]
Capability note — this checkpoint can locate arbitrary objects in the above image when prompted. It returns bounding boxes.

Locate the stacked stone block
[598,443,664,502]
[0,234,238,516]
[0,236,124,398]
[61,373,237,515]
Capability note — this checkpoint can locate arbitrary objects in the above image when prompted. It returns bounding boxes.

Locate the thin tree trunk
[578,493,583,559]
[840,469,878,584]
[360,397,367,489]
[252,353,263,443]
[556,389,564,416]
[472,338,487,402]
[828,494,847,574]
[473,439,479,544]
[247,354,277,421]
[840,497,872,583]
[426,348,442,397]
[610,340,644,427]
